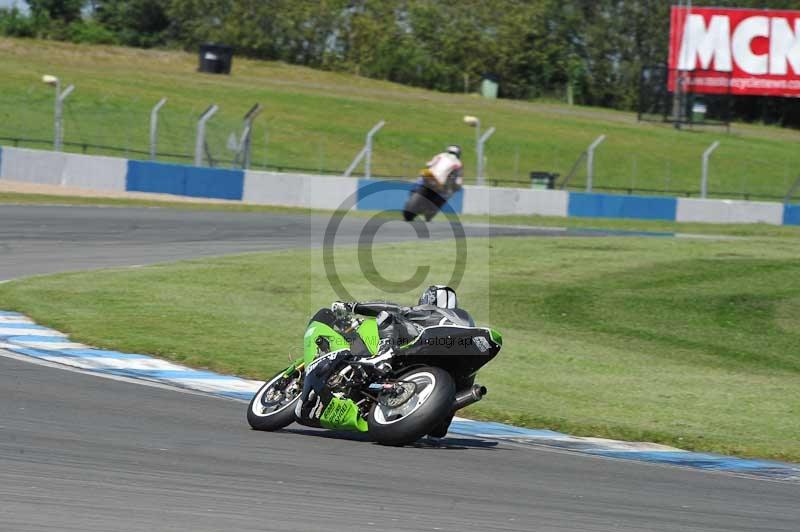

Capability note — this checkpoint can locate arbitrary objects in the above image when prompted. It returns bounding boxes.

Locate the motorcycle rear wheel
[403,189,444,222]
[247,369,303,431]
[368,366,455,446]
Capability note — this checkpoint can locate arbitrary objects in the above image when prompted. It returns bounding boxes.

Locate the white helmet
[445,145,462,159]
[419,285,458,309]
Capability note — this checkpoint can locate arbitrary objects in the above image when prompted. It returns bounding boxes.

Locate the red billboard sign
[668,6,800,97]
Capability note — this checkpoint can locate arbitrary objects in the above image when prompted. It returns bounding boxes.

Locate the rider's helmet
[419,285,458,309]
[445,145,462,159]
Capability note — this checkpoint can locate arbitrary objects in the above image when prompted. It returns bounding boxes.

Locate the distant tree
[95,0,169,47]
[164,0,229,52]
[27,0,85,23]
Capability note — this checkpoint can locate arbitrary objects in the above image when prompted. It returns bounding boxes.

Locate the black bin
[530,171,559,190]
[198,43,234,75]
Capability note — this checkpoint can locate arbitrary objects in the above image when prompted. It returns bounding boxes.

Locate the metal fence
[1,84,798,202]
[0,88,397,177]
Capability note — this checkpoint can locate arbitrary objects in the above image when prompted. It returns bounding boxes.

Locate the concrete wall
[356,179,464,213]
[676,198,784,225]
[2,145,800,227]
[243,170,358,210]
[462,186,568,216]
[0,147,126,191]
[783,204,800,226]
[568,192,677,221]
[127,161,244,201]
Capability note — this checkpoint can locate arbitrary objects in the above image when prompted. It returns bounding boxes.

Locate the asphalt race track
[1,204,798,532]
[0,204,574,281]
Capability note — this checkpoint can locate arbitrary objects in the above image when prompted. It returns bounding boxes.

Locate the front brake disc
[379,381,418,408]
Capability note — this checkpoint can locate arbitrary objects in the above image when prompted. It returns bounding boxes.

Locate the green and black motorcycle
[247,303,502,445]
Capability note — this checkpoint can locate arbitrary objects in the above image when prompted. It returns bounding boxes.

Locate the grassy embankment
[2,37,800,198]
[1,234,798,462]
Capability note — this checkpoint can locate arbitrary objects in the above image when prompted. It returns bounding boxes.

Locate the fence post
[149,98,167,161]
[239,103,261,170]
[344,120,385,178]
[194,105,219,167]
[476,126,496,186]
[586,134,606,193]
[701,140,720,199]
[784,176,800,203]
[49,80,74,152]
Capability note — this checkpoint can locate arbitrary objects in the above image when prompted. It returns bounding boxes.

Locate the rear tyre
[403,191,427,222]
[368,366,455,446]
[247,368,303,431]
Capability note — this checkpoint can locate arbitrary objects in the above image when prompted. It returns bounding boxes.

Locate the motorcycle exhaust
[452,384,487,411]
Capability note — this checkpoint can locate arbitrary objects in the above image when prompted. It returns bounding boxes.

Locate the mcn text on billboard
[669,6,800,97]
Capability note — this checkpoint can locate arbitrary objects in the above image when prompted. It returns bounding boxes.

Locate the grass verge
[0,235,798,461]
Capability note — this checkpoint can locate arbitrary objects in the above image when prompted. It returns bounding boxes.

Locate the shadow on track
[279,427,499,450]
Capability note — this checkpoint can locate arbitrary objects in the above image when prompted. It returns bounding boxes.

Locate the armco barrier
[127,161,244,200]
[783,204,800,225]
[356,179,464,213]
[677,198,783,225]
[0,146,126,191]
[462,186,568,216]
[568,192,677,221]
[243,170,358,209]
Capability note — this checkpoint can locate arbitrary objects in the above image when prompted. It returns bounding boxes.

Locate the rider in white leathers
[423,145,464,195]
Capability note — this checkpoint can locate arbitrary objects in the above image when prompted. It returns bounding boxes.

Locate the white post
[54,83,75,152]
[586,134,606,193]
[476,126,495,186]
[463,115,481,184]
[363,120,385,178]
[52,77,61,151]
[344,120,385,177]
[149,98,167,161]
[701,140,720,199]
[194,104,219,167]
[474,119,481,183]
[239,103,262,169]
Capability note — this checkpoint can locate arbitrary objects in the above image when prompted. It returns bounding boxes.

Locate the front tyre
[368,366,455,446]
[247,368,303,431]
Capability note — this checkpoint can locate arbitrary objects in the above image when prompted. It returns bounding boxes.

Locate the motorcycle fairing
[304,320,348,366]
[396,325,501,377]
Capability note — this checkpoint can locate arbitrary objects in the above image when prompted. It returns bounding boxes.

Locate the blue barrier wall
[126,161,244,201]
[568,192,677,221]
[5,145,800,226]
[356,179,463,213]
[783,204,800,226]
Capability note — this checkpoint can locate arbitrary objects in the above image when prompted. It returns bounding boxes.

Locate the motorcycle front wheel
[368,366,455,446]
[247,368,303,431]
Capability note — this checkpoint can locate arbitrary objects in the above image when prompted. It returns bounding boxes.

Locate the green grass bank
[2,38,800,199]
